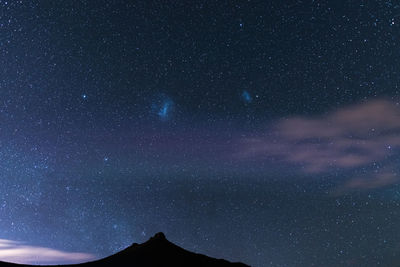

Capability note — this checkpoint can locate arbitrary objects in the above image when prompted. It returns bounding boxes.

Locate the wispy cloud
[0,239,95,265]
[336,171,398,194]
[236,99,400,190]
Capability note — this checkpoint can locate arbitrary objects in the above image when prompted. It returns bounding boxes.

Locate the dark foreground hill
[0,232,250,267]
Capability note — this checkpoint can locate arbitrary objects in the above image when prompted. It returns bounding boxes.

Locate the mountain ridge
[0,232,250,267]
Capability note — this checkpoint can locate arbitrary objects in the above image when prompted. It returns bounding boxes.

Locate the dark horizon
[0,233,250,267]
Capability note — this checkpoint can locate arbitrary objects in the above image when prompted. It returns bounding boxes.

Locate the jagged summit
[151,232,166,240]
[129,232,167,247]
[124,232,170,253]
[146,232,167,243]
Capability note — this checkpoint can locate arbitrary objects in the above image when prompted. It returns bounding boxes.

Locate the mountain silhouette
[0,232,250,267]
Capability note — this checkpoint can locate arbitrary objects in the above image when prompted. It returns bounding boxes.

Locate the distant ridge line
[0,232,250,267]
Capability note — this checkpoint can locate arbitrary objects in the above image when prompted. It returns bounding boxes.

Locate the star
[1,2,399,267]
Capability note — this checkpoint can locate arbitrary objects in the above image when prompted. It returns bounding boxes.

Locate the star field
[1,1,400,266]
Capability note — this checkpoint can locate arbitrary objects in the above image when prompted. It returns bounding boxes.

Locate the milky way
[1,1,400,266]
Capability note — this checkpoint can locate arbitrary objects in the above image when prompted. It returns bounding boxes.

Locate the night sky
[2,1,400,266]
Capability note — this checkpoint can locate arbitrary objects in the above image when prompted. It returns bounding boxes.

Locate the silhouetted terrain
[0,233,250,267]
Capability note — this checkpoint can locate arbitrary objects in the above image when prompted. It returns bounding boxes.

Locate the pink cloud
[235,99,400,189]
[276,99,400,140]
[333,171,398,195]
[0,239,95,265]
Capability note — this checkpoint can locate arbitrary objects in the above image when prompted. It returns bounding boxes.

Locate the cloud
[344,171,398,190]
[236,99,400,190]
[0,239,95,265]
[333,171,398,195]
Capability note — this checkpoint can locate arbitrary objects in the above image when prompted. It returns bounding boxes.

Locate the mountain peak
[151,232,166,240]
[113,232,250,267]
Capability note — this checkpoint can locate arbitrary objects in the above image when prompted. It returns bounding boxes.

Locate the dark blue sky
[1,1,400,266]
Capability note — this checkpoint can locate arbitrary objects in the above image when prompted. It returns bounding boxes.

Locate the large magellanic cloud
[236,99,400,190]
[0,239,95,264]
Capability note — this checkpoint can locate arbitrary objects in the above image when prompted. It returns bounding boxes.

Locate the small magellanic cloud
[241,90,252,104]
